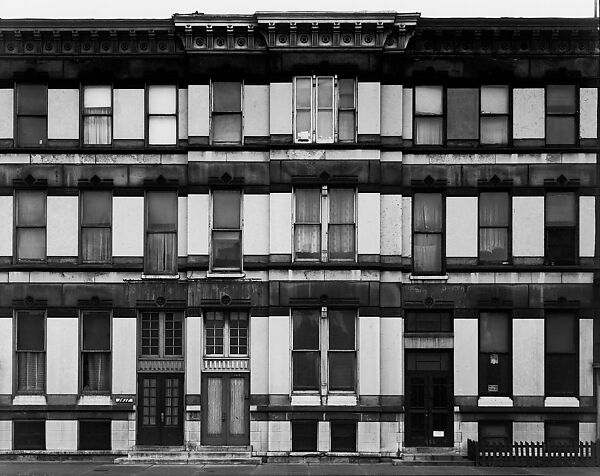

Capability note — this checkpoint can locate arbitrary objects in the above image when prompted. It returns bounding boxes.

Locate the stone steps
[393,448,474,466]
[115,446,261,465]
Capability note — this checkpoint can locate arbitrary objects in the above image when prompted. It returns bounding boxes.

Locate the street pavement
[0,463,598,476]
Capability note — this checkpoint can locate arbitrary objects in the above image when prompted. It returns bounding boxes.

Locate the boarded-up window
[479,312,511,396]
[16,311,45,393]
[545,192,576,265]
[414,86,443,145]
[447,88,478,140]
[479,192,510,263]
[15,190,46,262]
[211,82,242,144]
[545,421,578,447]
[82,311,110,393]
[80,190,111,263]
[83,86,112,145]
[479,421,512,446]
[145,191,177,274]
[17,84,47,147]
[211,190,242,270]
[330,421,356,452]
[546,85,576,145]
[148,85,177,145]
[79,420,111,450]
[413,193,443,274]
[13,420,45,450]
[546,313,577,396]
[292,421,318,451]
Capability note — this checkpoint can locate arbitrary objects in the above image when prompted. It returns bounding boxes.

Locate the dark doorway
[405,350,453,447]
[137,373,184,446]
[201,373,249,445]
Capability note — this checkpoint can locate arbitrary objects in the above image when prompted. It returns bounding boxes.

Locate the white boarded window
[83,86,112,145]
[414,86,443,145]
[211,82,242,144]
[148,85,177,145]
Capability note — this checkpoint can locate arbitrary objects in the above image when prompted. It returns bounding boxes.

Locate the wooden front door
[201,373,249,446]
[405,351,453,447]
[137,373,184,446]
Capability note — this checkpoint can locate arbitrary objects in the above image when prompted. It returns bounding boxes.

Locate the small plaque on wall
[488,385,499,393]
[433,430,445,438]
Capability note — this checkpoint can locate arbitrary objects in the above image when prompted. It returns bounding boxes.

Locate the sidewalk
[0,462,598,476]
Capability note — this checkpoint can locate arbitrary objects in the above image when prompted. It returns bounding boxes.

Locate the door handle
[160,412,165,423]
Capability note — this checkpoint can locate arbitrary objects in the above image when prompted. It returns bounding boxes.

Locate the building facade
[0,11,597,457]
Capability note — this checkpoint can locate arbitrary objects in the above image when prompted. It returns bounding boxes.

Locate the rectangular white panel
[187,194,209,255]
[579,196,595,257]
[47,196,78,257]
[380,195,402,256]
[512,196,544,256]
[48,89,79,140]
[357,421,380,453]
[112,196,144,257]
[513,88,545,139]
[178,88,188,140]
[244,85,269,137]
[46,420,77,450]
[270,193,292,254]
[380,317,402,396]
[446,197,478,257]
[513,319,544,396]
[381,85,402,137]
[178,196,187,258]
[357,193,380,255]
[357,82,381,135]
[359,316,380,396]
[0,196,13,257]
[113,89,144,139]
[454,319,478,396]
[580,88,597,139]
[46,318,78,394]
[112,318,136,394]
[402,88,413,140]
[148,85,176,114]
[268,315,290,395]
[83,85,110,108]
[186,316,202,395]
[250,316,269,395]
[580,319,594,396]
[0,89,14,139]
[269,83,293,135]
[188,85,210,137]
[402,196,412,257]
[243,194,269,255]
[0,319,12,394]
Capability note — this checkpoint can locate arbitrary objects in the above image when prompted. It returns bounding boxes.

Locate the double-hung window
[479,192,510,263]
[412,193,443,275]
[145,191,177,275]
[480,86,509,145]
[83,86,112,145]
[211,190,242,271]
[293,187,355,262]
[211,82,242,144]
[545,421,578,447]
[479,312,511,396]
[16,84,47,147]
[291,308,356,393]
[140,311,183,357]
[545,192,577,265]
[16,311,45,393]
[148,85,177,145]
[545,312,578,397]
[204,311,248,357]
[81,311,110,393]
[294,76,355,143]
[479,421,512,447]
[15,190,46,263]
[80,190,111,263]
[414,86,443,145]
[546,85,576,145]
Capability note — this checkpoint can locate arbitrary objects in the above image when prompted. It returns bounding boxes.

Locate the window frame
[291,307,357,395]
[412,192,445,276]
[330,421,357,453]
[413,85,444,146]
[79,189,112,264]
[15,310,46,395]
[544,421,579,448]
[337,78,357,143]
[15,84,48,148]
[210,189,243,272]
[146,84,178,147]
[545,312,579,397]
[14,189,47,264]
[545,85,578,146]
[139,311,184,359]
[544,190,578,266]
[144,190,178,275]
[479,85,510,146]
[81,84,113,147]
[80,310,112,395]
[478,311,512,397]
[203,310,249,358]
[292,186,356,263]
[478,421,512,447]
[13,420,46,450]
[478,191,511,264]
[210,81,243,145]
